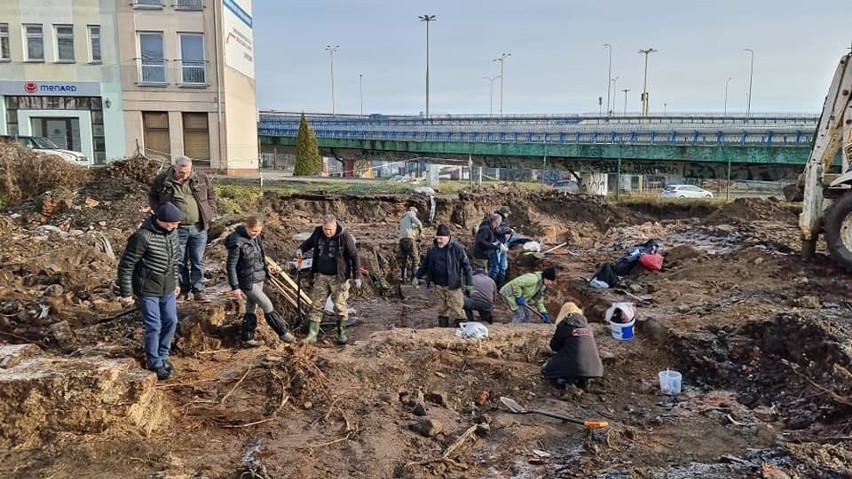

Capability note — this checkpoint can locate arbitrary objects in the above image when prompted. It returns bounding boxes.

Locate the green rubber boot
[303,320,321,343]
[336,320,348,345]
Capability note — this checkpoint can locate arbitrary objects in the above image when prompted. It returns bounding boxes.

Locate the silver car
[660,184,714,199]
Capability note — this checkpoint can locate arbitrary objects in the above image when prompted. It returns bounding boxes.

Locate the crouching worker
[499,266,556,323]
[117,202,183,380]
[225,216,296,347]
[463,267,497,324]
[541,302,603,390]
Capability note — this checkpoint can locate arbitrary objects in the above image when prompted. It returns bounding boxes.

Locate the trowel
[500,396,609,429]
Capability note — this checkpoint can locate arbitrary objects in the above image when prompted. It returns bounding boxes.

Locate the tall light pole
[611,75,619,114]
[324,45,339,116]
[744,48,754,117]
[493,53,511,116]
[604,43,612,117]
[622,88,630,116]
[638,48,657,116]
[419,14,437,118]
[724,76,732,117]
[482,75,500,116]
[359,73,363,116]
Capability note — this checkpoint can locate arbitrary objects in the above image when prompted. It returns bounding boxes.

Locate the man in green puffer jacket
[499,266,557,323]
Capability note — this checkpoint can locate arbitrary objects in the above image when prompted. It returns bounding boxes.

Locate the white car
[660,184,714,199]
[0,135,88,164]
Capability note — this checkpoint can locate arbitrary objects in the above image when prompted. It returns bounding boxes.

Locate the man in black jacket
[117,202,183,380]
[148,155,217,301]
[471,213,504,270]
[489,205,514,286]
[225,216,296,347]
[295,214,361,344]
[413,224,474,328]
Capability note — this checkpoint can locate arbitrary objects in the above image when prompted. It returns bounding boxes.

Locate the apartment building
[117,0,258,172]
[0,0,126,164]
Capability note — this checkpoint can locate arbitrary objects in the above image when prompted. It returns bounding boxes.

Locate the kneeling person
[541,302,603,390]
[225,216,296,346]
[463,268,497,324]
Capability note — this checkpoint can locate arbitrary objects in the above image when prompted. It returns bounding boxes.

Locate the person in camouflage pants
[398,207,423,281]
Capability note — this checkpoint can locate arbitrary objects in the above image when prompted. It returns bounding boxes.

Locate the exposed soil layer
[0,157,849,478]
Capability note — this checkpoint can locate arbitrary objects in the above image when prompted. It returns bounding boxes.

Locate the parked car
[552,180,580,194]
[660,184,714,199]
[0,135,88,164]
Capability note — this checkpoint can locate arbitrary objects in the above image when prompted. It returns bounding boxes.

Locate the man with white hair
[148,155,217,301]
[398,206,423,282]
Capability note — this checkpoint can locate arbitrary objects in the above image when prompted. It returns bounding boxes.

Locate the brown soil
[0,157,850,479]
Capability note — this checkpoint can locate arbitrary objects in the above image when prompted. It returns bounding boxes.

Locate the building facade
[0,0,126,164]
[0,0,258,171]
[116,0,258,172]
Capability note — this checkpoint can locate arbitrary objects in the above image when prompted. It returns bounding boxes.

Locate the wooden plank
[265,256,312,306]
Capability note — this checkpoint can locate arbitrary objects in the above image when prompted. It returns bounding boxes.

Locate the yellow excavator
[795,51,852,267]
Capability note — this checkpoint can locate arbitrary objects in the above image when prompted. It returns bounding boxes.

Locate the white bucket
[658,370,683,395]
[609,316,636,341]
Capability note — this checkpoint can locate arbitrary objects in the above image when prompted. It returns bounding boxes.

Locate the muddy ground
[0,157,850,479]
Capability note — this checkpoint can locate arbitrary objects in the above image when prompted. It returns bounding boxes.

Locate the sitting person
[541,302,603,390]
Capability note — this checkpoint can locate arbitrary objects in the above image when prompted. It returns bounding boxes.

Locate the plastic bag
[455,322,489,340]
[639,252,664,271]
[605,302,636,324]
[522,241,541,252]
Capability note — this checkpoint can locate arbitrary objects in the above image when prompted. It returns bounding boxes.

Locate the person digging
[541,302,604,392]
[225,215,296,347]
[500,266,557,323]
[413,224,473,327]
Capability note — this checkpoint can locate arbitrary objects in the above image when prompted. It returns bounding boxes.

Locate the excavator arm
[799,52,852,251]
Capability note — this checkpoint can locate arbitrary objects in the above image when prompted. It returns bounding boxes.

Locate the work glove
[465,285,474,295]
[515,296,526,306]
[499,243,509,253]
[354,279,362,290]
[412,277,420,287]
[541,312,551,323]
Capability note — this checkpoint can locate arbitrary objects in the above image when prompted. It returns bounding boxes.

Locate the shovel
[500,396,609,429]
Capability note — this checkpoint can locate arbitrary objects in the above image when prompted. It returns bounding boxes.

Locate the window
[55,25,74,62]
[138,32,165,83]
[88,25,101,62]
[142,112,170,156]
[179,34,205,84]
[24,24,44,61]
[0,24,9,61]
[134,0,164,7]
[182,113,209,160]
[176,0,204,9]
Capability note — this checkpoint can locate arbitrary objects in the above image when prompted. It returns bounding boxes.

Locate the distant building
[0,0,258,172]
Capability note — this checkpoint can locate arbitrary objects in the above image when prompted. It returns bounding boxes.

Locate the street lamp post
[482,76,500,116]
[724,76,732,117]
[638,48,657,116]
[611,76,619,115]
[493,53,511,116]
[744,48,754,117]
[622,88,630,116]
[324,45,340,116]
[604,43,612,117]
[359,73,363,116]
[419,14,437,118]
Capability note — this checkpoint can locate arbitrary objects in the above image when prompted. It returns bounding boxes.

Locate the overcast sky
[254,0,852,116]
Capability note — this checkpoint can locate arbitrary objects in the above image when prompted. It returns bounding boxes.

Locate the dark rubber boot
[336,319,348,345]
[438,316,450,328]
[241,313,263,347]
[303,320,321,343]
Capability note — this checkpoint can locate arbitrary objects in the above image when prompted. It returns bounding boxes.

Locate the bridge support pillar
[426,163,441,187]
[581,173,608,196]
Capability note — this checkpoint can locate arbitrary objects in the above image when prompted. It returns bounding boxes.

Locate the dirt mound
[702,198,798,225]
[0,143,91,205]
[92,155,165,185]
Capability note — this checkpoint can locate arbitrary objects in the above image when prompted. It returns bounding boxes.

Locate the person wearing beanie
[398,206,423,282]
[413,224,474,328]
[225,215,296,347]
[541,302,604,391]
[117,202,183,380]
[489,206,514,286]
[499,266,557,323]
[148,155,217,302]
[471,213,503,271]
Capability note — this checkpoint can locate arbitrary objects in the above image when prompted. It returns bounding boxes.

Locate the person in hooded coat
[225,215,296,347]
[541,302,604,390]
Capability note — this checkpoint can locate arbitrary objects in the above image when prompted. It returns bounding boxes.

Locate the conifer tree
[293,113,322,176]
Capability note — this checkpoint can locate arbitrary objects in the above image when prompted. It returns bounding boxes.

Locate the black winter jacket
[298,221,361,282]
[415,240,473,290]
[225,225,269,291]
[117,216,180,297]
[471,219,499,260]
[541,314,604,380]
[148,167,217,230]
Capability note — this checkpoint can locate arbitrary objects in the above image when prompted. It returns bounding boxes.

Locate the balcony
[179,60,207,86]
[175,0,204,9]
[137,58,167,85]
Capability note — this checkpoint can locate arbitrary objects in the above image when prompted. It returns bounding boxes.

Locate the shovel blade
[500,396,527,414]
